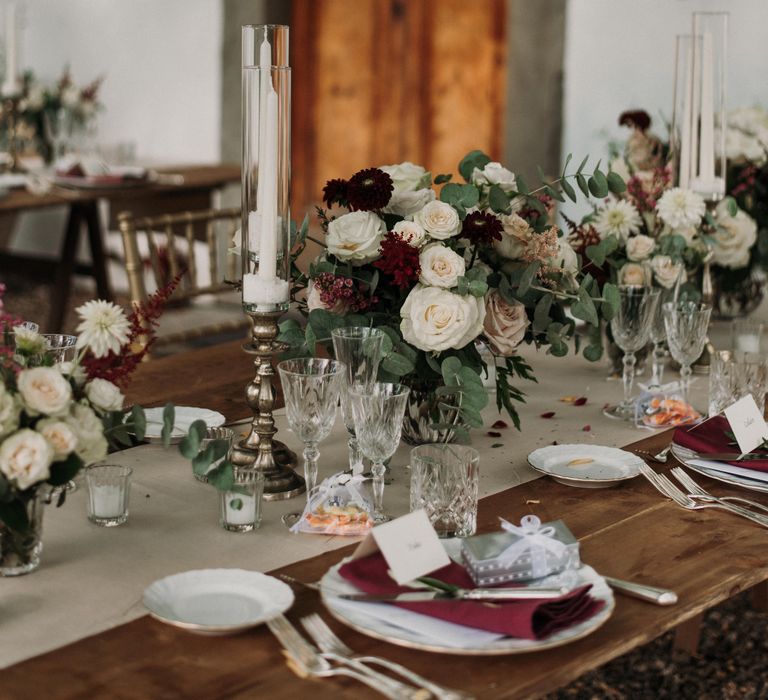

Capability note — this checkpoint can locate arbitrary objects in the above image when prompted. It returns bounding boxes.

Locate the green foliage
[458,150,491,182]
[48,454,83,487]
[161,403,175,449]
[440,182,480,216]
[434,173,452,184]
[434,356,489,439]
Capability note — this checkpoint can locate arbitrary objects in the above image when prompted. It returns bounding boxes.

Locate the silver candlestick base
[230,309,304,501]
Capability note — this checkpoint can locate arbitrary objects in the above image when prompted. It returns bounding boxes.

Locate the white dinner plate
[143,569,294,635]
[670,443,768,494]
[142,406,225,444]
[320,559,614,655]
[527,444,644,488]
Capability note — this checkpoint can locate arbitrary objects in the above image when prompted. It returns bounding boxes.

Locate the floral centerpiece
[280,150,626,438]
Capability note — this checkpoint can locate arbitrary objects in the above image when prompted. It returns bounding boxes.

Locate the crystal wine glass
[648,288,673,389]
[277,358,345,521]
[350,382,410,523]
[663,300,712,406]
[331,327,385,474]
[604,286,660,420]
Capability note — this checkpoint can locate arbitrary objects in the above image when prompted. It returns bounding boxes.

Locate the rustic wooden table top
[5,341,767,699]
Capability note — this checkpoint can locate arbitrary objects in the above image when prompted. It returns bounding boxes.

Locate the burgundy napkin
[338,552,605,641]
[673,416,768,472]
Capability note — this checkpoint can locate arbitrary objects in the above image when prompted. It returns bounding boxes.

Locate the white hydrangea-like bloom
[75,300,131,358]
[656,188,706,230]
[593,200,642,241]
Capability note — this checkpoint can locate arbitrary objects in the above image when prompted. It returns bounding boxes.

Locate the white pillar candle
[225,492,257,526]
[689,35,701,181]
[679,41,693,190]
[1,2,20,97]
[92,484,125,518]
[256,35,271,215]
[698,32,716,186]
[258,88,279,281]
[735,334,761,354]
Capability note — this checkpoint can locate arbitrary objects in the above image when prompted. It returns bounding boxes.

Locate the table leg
[82,201,112,301]
[751,581,768,612]
[47,206,82,333]
[672,612,704,655]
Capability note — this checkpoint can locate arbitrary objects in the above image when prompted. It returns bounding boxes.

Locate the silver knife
[686,452,768,461]
[338,586,571,603]
[604,576,678,605]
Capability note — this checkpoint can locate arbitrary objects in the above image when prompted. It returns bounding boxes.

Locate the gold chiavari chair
[117,207,247,351]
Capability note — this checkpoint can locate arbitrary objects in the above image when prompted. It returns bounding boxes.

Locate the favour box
[461,516,580,586]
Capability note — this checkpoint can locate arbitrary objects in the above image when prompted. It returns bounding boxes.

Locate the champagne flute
[350,382,410,523]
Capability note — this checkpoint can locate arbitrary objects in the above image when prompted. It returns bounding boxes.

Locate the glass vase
[0,491,45,576]
[400,380,458,446]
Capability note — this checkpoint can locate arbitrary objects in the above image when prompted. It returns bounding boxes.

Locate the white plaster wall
[562,0,768,215]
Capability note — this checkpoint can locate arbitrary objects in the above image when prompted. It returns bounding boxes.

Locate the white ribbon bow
[497,515,567,579]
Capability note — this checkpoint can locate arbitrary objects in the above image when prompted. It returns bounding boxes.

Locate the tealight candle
[219,473,265,533]
[85,465,132,527]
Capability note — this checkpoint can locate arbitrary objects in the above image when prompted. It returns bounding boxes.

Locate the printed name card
[351,509,450,585]
[723,394,768,454]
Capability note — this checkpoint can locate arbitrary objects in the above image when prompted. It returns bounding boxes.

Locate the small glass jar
[86,464,132,527]
[219,468,265,532]
[195,427,235,483]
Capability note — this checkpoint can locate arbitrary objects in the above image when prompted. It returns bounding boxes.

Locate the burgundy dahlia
[373,231,421,290]
[619,109,651,132]
[322,178,349,208]
[346,167,393,211]
[461,211,503,246]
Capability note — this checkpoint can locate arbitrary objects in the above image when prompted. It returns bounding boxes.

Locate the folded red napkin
[338,552,605,641]
[673,416,768,472]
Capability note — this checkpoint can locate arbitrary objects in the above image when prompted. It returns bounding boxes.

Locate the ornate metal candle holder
[230,309,303,500]
[2,94,22,172]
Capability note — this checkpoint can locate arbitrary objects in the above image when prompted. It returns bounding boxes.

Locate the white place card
[351,509,450,586]
[723,395,768,454]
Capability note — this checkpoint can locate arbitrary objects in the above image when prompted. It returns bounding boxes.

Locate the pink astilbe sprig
[312,272,377,313]
[626,167,671,214]
[81,275,181,388]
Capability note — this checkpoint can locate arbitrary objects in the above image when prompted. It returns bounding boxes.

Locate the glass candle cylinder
[219,469,265,533]
[241,25,291,313]
[86,465,132,527]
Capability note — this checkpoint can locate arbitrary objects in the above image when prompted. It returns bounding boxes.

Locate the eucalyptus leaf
[131,405,146,442]
[434,173,452,184]
[606,171,626,194]
[560,177,577,203]
[517,261,540,296]
[576,173,590,198]
[161,403,175,449]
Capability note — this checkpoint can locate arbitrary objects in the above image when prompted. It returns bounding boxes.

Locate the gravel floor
[550,592,768,699]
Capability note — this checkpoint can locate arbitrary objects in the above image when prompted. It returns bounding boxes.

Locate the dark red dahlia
[619,109,651,132]
[322,178,349,208]
[346,167,393,211]
[460,211,503,246]
[373,231,421,290]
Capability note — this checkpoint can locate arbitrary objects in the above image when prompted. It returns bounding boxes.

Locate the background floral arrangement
[280,150,626,434]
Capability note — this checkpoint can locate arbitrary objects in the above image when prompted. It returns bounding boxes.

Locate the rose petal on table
[491,420,508,429]
[540,411,555,419]
[487,430,502,438]
[582,424,591,432]
[491,443,504,448]
[573,397,588,406]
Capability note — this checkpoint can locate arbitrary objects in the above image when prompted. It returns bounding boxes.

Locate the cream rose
[625,234,656,262]
[66,403,108,465]
[618,262,649,286]
[413,201,461,240]
[393,220,428,247]
[85,378,125,413]
[326,211,386,264]
[483,291,529,356]
[650,255,684,289]
[400,285,485,352]
[378,162,431,193]
[0,429,53,490]
[418,244,466,288]
[712,201,758,269]
[17,367,72,416]
[383,188,436,218]
[547,237,579,275]
[36,418,79,460]
[0,385,20,439]
[471,162,517,193]
[494,214,531,260]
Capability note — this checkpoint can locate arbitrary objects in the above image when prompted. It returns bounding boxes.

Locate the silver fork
[267,615,421,700]
[671,467,768,516]
[634,445,672,463]
[639,463,768,528]
[302,613,473,700]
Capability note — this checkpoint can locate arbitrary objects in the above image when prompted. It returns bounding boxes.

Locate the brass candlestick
[230,310,303,501]
[2,94,22,172]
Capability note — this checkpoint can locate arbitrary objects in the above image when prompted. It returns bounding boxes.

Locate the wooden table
[0,164,240,332]
[4,341,768,699]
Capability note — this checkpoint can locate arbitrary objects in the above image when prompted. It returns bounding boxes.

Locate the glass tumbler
[709,350,768,417]
[195,427,235,483]
[219,469,266,532]
[86,464,132,527]
[410,444,480,538]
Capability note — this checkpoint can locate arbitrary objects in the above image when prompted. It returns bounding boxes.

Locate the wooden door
[291,0,506,217]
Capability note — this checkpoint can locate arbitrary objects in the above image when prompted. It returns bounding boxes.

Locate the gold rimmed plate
[527,444,644,489]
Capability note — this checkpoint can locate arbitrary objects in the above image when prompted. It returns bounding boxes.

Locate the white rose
[0,385,20,439]
[65,403,108,466]
[378,162,430,193]
[494,214,531,260]
[400,285,485,352]
[36,418,79,460]
[650,255,684,289]
[0,429,53,490]
[483,291,529,356]
[618,262,649,286]
[413,201,461,240]
[625,234,656,262]
[326,211,386,264]
[57,360,87,387]
[382,188,435,217]
[547,237,579,275]
[17,367,72,416]
[712,200,758,269]
[471,162,517,193]
[392,220,428,247]
[418,244,466,288]
[85,378,125,413]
